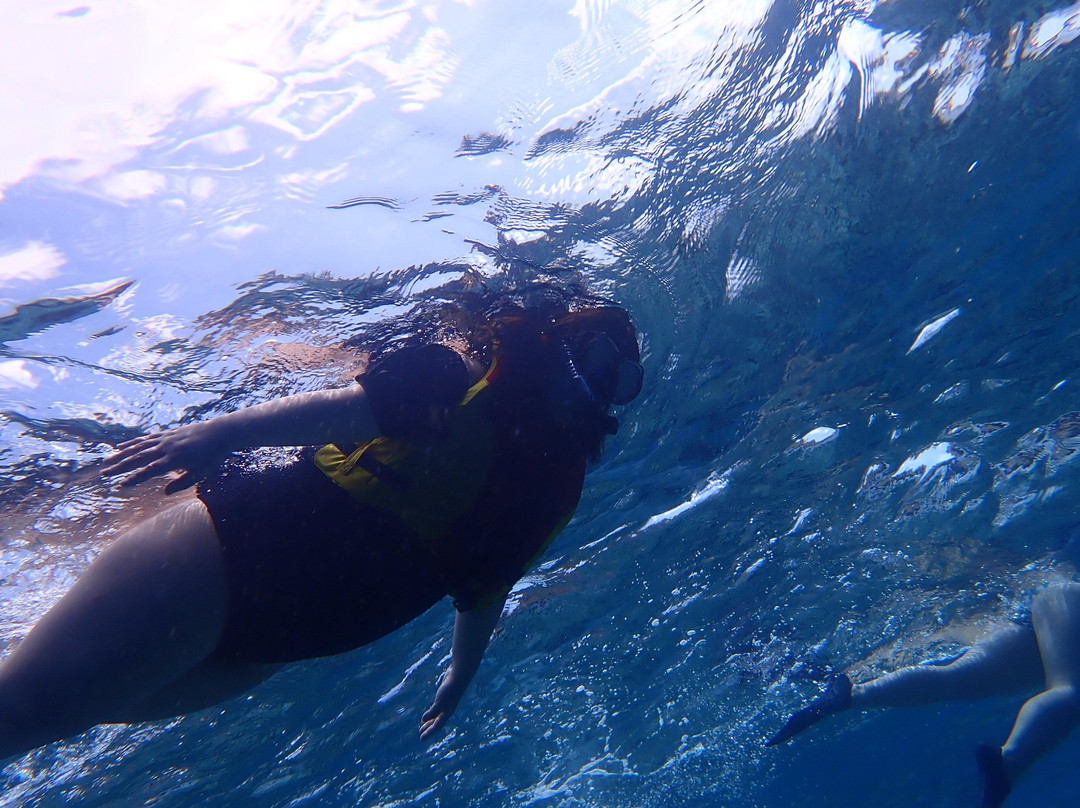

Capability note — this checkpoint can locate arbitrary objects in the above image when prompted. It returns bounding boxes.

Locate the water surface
[2,1,1080,805]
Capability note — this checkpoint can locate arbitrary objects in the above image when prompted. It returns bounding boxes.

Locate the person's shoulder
[359,343,471,440]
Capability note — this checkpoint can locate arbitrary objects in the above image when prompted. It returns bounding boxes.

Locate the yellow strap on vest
[314,362,497,544]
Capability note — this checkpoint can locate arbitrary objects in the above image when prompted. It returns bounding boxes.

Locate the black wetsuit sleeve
[358,344,469,440]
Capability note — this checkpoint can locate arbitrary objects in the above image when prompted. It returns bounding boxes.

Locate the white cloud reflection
[0,360,40,390]
[0,242,67,287]
[5,0,1080,256]
[0,0,469,202]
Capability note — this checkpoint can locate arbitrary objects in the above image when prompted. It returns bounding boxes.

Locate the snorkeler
[766,581,1080,808]
[0,293,644,759]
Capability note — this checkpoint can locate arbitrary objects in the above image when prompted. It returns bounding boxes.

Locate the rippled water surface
[3,0,1080,806]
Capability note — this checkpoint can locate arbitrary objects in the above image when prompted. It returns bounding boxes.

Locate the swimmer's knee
[1030,583,1080,638]
[1053,684,1080,713]
[1033,581,1080,608]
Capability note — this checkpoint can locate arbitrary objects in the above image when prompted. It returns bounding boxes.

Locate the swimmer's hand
[419,670,468,741]
[419,595,506,742]
[101,422,228,494]
[765,673,852,747]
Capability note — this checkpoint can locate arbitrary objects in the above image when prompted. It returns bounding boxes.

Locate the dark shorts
[196,449,449,663]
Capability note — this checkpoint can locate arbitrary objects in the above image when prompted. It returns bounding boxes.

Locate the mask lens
[576,333,642,406]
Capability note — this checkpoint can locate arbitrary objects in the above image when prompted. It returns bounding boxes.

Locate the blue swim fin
[766,673,852,747]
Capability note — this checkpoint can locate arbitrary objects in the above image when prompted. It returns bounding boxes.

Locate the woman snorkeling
[0,289,643,759]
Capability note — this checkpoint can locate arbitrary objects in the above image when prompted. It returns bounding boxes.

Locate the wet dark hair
[344,281,640,462]
[553,306,640,365]
[347,281,638,370]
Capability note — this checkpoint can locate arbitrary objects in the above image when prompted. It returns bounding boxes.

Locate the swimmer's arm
[198,384,380,449]
[101,384,380,492]
[420,595,506,741]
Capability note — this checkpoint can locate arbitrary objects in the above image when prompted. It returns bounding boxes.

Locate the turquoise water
[2,0,1080,805]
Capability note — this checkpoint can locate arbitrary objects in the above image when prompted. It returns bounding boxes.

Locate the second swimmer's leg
[997,583,1080,781]
[852,623,1044,709]
[0,499,229,759]
[767,622,1043,746]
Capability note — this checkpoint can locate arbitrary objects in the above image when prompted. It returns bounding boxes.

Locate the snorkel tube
[550,305,643,437]
[554,337,620,436]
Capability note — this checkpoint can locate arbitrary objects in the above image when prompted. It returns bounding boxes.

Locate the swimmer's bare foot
[975,743,1010,808]
[765,673,852,747]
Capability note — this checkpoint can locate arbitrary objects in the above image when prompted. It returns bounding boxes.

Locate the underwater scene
[2,0,1080,805]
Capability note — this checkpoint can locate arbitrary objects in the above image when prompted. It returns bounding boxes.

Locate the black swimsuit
[198,449,449,661]
[197,341,588,663]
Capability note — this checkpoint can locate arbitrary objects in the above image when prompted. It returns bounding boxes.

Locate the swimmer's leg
[852,623,1043,709]
[997,583,1080,782]
[767,623,1043,746]
[0,499,229,759]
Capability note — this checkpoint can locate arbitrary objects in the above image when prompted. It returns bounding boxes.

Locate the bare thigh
[0,498,230,756]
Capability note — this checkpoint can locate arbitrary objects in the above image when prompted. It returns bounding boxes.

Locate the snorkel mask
[569,330,644,406]
[554,306,644,417]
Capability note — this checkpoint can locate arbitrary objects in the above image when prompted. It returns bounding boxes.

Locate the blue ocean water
[2,0,1080,806]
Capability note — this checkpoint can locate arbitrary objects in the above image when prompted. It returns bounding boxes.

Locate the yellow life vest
[313,363,498,546]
